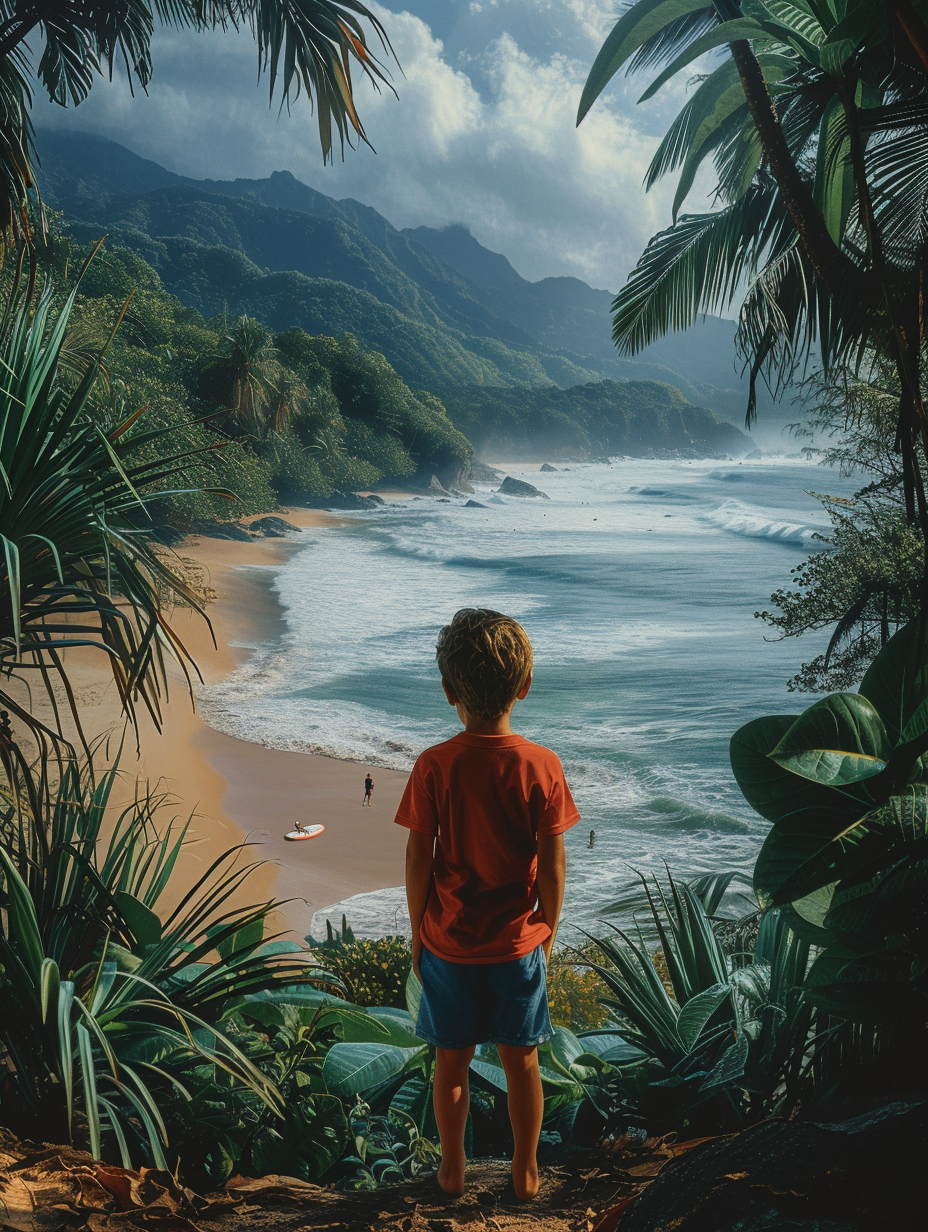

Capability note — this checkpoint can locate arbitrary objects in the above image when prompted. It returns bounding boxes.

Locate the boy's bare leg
[497,1044,543,1200]
[433,1045,475,1196]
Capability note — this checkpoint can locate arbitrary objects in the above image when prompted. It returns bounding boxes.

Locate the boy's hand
[405,830,434,984]
[536,832,566,961]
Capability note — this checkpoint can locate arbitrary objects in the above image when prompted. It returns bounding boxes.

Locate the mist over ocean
[199,457,856,936]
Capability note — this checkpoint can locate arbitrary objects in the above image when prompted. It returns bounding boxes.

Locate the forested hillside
[37,130,773,423]
[76,243,474,527]
[439,381,749,460]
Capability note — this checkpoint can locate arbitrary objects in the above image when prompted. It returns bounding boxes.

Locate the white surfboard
[284,824,326,841]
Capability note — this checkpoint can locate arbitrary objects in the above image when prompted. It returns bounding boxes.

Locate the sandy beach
[50,508,411,942]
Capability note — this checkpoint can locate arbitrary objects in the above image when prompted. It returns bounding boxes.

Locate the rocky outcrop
[469,461,504,482]
[464,499,487,508]
[540,462,558,472]
[189,519,253,541]
[249,516,301,537]
[305,492,385,510]
[618,1100,925,1232]
[498,476,550,499]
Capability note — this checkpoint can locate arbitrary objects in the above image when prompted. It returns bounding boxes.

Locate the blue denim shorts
[416,944,553,1049]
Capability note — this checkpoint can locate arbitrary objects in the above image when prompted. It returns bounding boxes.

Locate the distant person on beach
[363,773,374,806]
[396,608,579,1201]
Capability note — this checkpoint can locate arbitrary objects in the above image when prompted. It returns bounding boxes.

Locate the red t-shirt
[394,732,580,964]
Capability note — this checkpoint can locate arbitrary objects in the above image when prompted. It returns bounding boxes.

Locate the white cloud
[36,2,691,288]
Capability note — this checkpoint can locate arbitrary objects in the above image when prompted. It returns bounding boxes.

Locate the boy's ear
[517,673,533,701]
[441,677,458,706]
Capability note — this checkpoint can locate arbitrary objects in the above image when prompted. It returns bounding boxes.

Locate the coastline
[57,507,411,942]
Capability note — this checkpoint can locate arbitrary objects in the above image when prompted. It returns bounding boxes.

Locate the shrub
[310,927,412,1009]
[547,947,610,1031]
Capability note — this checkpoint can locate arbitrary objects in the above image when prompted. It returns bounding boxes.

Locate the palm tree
[577,1,928,600]
[207,314,291,439]
[0,0,396,242]
[0,248,220,749]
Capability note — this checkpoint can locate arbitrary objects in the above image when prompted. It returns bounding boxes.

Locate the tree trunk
[727,40,871,302]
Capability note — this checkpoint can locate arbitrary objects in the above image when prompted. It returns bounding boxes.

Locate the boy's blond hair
[436,608,533,719]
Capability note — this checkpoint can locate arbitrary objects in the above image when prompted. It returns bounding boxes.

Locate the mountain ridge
[36,129,769,428]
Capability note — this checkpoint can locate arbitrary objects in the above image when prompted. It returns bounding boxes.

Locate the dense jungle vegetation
[0,0,926,1227]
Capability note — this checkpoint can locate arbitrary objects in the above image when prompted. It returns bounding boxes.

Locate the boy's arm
[536,832,566,962]
[405,829,434,978]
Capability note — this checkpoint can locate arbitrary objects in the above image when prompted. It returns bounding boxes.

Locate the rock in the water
[191,519,253,542]
[498,475,550,499]
[249,516,300,538]
[428,474,453,496]
[309,491,385,510]
[540,462,558,473]
[469,461,503,482]
[464,500,487,508]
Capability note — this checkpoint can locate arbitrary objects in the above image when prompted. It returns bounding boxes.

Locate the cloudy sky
[36,1,701,289]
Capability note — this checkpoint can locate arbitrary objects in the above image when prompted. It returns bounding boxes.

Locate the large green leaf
[114,892,162,948]
[803,943,921,1022]
[756,788,928,907]
[577,0,713,124]
[576,1031,648,1066]
[405,968,422,1022]
[819,0,889,75]
[292,1095,349,1180]
[321,1042,427,1097]
[638,18,769,102]
[900,698,928,747]
[340,1007,423,1047]
[753,813,858,906]
[676,983,731,1051]
[0,844,44,978]
[859,621,928,746]
[825,853,928,950]
[730,715,863,825]
[671,58,750,219]
[813,95,854,244]
[769,694,891,786]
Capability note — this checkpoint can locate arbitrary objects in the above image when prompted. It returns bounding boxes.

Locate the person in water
[396,608,579,1200]
[363,773,374,806]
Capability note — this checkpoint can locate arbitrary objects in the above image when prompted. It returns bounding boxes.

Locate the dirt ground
[0,1131,691,1232]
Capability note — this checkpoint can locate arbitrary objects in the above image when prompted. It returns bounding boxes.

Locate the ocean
[199,456,854,936]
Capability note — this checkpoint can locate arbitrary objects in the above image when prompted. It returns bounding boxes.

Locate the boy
[394,608,579,1200]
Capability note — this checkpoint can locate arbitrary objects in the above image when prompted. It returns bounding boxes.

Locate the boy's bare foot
[510,1158,540,1201]
[437,1156,465,1197]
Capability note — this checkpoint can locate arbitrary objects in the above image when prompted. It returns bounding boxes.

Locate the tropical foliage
[759,363,923,689]
[0,249,211,744]
[308,917,413,1009]
[0,744,336,1168]
[581,872,818,1134]
[730,619,928,1025]
[73,241,474,513]
[578,0,928,613]
[0,0,396,245]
